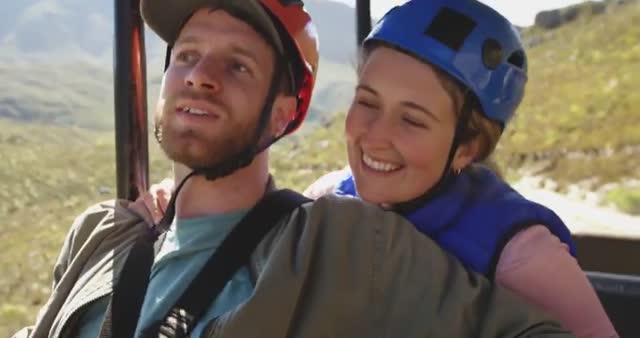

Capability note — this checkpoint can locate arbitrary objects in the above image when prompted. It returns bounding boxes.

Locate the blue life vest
[335,165,576,277]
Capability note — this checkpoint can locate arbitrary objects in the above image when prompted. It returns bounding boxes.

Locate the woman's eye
[402,116,426,128]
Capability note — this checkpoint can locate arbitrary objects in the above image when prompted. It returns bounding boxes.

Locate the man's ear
[452,136,481,171]
[269,94,298,138]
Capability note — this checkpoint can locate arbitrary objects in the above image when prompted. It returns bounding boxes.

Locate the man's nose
[184,56,222,93]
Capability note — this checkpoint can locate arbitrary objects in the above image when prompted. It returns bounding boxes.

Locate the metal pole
[114,0,149,201]
[356,0,372,46]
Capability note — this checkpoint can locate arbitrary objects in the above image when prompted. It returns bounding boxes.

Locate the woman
[136,0,617,336]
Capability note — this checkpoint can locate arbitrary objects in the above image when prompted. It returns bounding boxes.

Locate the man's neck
[172,152,271,219]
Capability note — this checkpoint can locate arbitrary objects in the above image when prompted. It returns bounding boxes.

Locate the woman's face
[345,46,476,205]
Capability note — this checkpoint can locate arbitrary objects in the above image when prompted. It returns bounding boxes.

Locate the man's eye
[357,99,376,108]
[230,61,249,74]
[175,50,198,64]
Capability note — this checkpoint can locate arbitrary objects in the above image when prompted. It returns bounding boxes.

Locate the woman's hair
[359,42,503,162]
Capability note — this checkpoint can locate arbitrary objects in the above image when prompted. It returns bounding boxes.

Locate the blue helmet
[364,0,527,126]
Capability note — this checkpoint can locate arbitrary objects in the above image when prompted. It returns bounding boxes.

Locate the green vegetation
[0,116,345,335]
[1,1,639,336]
[493,1,640,189]
[0,119,113,333]
[271,115,348,190]
[605,187,640,215]
[0,119,173,335]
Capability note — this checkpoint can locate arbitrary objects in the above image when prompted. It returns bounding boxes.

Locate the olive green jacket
[14,194,573,338]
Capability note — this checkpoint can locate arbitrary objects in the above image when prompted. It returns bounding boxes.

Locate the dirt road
[513,178,640,238]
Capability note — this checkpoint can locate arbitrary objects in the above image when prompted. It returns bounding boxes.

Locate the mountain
[0,0,358,128]
[0,0,357,62]
[0,0,112,58]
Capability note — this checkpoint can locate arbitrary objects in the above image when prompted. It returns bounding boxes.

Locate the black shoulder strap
[106,188,310,338]
[106,228,159,338]
[99,231,167,338]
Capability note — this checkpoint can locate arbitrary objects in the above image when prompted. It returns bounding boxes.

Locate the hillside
[0,0,358,129]
[0,120,116,333]
[1,0,640,336]
[0,60,113,129]
[494,0,640,189]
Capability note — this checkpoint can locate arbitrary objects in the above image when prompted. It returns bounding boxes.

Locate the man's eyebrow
[174,34,200,46]
[228,43,260,65]
[174,34,261,64]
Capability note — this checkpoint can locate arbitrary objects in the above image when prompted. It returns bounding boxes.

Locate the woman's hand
[129,178,174,225]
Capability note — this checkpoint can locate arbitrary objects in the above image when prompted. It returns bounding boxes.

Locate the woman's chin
[356,187,397,205]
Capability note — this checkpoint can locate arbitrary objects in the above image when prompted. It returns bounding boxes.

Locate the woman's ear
[269,95,298,138]
[452,136,481,172]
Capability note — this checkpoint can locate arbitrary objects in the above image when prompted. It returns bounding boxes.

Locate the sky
[331,0,600,26]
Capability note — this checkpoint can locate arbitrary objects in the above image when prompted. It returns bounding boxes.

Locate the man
[14,0,574,337]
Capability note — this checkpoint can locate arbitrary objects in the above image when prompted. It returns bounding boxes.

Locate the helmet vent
[424,7,476,52]
[507,50,526,69]
[482,39,503,70]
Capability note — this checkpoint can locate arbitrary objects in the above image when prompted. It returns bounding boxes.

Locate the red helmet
[259,0,319,134]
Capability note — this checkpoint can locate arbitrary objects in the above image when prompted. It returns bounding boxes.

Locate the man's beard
[155,91,260,170]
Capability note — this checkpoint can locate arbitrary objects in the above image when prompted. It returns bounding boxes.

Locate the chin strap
[153,57,285,233]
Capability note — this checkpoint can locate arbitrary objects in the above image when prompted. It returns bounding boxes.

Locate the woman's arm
[495,225,618,338]
[302,167,349,199]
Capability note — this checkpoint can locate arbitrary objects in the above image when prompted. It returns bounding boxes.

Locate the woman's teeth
[362,153,400,172]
